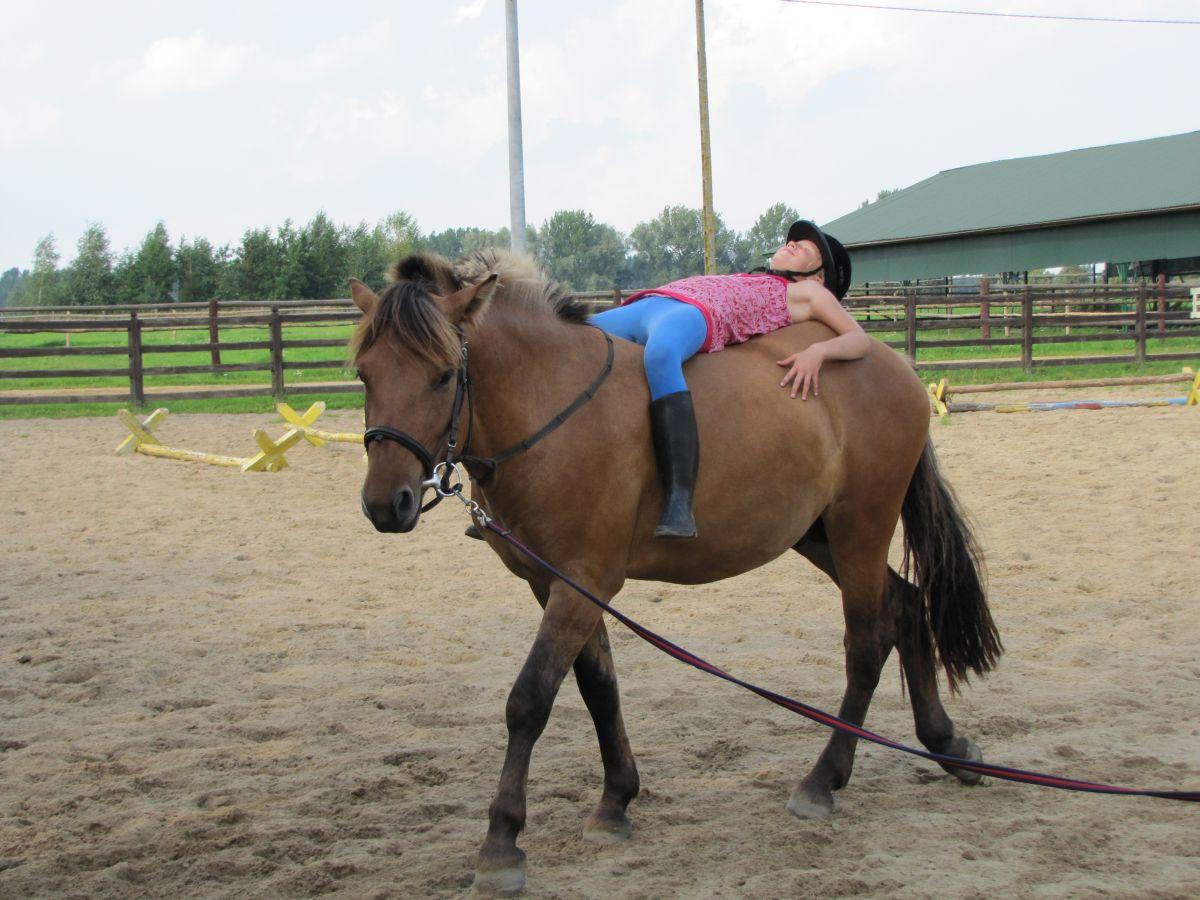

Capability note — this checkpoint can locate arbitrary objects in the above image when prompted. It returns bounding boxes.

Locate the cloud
[453,0,490,24]
[118,34,255,97]
[0,40,43,70]
[0,99,60,151]
[297,22,392,75]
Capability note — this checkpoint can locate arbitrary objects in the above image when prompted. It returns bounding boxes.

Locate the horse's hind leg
[889,571,983,783]
[788,515,896,819]
[574,620,640,843]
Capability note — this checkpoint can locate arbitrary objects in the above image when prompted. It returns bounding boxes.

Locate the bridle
[362,326,616,514]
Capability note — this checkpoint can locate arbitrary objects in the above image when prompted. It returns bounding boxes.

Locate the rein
[434,488,1195,804]
[363,326,616,512]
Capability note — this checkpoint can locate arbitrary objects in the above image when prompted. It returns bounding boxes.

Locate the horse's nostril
[392,486,415,521]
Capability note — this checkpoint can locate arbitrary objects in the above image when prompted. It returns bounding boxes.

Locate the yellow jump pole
[277,401,363,445]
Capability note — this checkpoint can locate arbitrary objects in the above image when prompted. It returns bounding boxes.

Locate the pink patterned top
[623,273,791,353]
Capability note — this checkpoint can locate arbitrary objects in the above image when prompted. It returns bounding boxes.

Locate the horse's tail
[900,438,1002,693]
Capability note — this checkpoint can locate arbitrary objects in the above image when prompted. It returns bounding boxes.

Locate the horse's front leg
[474,580,606,893]
[574,620,640,843]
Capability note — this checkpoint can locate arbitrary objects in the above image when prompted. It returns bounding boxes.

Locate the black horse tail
[900,439,1002,693]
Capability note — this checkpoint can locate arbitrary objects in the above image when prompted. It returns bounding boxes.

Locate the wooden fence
[1,281,1197,406]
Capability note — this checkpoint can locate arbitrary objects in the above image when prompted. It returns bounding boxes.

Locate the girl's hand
[777,345,826,400]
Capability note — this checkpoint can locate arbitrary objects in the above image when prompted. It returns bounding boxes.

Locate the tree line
[0,203,803,308]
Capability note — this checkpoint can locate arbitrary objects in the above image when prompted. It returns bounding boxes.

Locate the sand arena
[1,397,1197,898]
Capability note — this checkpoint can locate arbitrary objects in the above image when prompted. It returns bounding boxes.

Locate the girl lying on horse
[590,219,866,538]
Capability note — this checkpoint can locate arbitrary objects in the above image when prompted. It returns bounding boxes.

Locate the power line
[778,0,1200,26]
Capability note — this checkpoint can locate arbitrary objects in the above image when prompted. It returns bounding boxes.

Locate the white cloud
[0,99,60,151]
[0,40,43,70]
[119,34,255,97]
[298,22,392,75]
[453,0,489,24]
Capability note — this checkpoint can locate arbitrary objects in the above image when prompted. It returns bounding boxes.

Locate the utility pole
[695,0,716,274]
[505,0,528,253]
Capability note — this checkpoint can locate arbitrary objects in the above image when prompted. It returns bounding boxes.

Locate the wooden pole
[694,0,716,275]
[269,307,285,399]
[1021,287,1034,374]
[1135,281,1147,364]
[1156,272,1167,338]
[979,277,990,341]
[209,298,221,366]
[128,312,145,407]
[904,290,917,362]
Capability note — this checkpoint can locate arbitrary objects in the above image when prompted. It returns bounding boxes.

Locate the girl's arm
[777,280,870,400]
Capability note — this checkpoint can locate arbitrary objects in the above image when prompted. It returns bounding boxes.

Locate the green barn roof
[823,131,1200,281]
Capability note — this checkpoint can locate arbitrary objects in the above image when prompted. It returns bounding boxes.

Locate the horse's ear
[436,274,498,326]
[349,278,379,315]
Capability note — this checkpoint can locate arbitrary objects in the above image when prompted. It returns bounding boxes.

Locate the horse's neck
[466,307,604,462]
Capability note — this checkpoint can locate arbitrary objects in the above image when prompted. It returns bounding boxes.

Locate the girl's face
[769,240,824,280]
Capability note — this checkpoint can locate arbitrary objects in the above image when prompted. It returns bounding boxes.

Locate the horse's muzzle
[361,485,420,533]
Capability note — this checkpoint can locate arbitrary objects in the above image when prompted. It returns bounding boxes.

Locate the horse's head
[350,254,498,533]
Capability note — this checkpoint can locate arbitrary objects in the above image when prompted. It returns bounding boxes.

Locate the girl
[590,220,868,538]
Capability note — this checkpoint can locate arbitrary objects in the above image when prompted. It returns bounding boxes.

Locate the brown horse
[349,249,1001,893]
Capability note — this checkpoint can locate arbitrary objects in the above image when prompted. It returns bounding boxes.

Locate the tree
[67,223,114,305]
[231,227,284,300]
[30,234,62,306]
[0,267,24,307]
[627,205,737,287]
[176,236,223,302]
[733,202,800,271]
[420,226,512,260]
[859,188,899,209]
[534,210,627,291]
[114,222,175,303]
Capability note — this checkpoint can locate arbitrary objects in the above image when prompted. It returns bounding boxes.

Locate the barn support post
[269,307,285,399]
[128,312,145,407]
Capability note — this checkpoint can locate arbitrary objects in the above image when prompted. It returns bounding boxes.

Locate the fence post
[269,306,285,399]
[904,289,917,362]
[611,288,621,309]
[1156,272,1167,338]
[128,311,145,407]
[1021,287,1034,374]
[1135,281,1147,364]
[979,277,990,341]
[209,298,221,366]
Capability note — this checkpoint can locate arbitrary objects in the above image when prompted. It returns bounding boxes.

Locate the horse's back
[622,325,929,584]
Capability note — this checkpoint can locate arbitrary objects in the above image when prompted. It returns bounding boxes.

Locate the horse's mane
[350,248,590,369]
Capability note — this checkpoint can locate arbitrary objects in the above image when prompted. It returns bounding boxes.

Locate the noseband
[363,326,615,513]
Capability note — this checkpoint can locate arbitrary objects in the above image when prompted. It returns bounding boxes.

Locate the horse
[349,249,1001,893]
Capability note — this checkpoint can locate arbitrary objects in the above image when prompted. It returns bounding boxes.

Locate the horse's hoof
[786,785,833,820]
[583,811,633,844]
[473,851,526,895]
[939,734,984,786]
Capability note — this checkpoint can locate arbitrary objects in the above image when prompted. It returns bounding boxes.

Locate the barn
[823,130,1200,283]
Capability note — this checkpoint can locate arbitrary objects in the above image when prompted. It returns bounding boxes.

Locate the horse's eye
[435,368,454,389]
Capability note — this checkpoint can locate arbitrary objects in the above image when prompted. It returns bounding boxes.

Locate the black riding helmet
[785,220,852,301]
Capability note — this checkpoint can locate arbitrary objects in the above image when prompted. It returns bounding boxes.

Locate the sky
[2,0,1197,269]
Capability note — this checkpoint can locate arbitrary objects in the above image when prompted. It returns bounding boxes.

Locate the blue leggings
[589,296,708,400]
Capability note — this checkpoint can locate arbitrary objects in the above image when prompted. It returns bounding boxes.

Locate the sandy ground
[1,394,1198,899]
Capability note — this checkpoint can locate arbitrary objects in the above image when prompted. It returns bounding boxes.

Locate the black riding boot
[649,390,699,538]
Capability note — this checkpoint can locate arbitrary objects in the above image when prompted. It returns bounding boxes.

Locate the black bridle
[363,326,616,513]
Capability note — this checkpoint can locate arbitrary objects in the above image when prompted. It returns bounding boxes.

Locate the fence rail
[1,281,1197,406]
